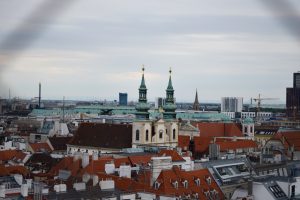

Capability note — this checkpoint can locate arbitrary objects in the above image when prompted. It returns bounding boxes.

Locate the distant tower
[286,72,300,119]
[163,69,177,119]
[132,67,179,149]
[119,93,128,106]
[193,89,200,111]
[135,67,150,119]
[38,82,41,108]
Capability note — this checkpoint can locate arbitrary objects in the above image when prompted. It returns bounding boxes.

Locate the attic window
[193,193,199,198]
[204,191,209,197]
[182,180,188,188]
[210,189,218,198]
[154,181,160,190]
[195,178,200,186]
[206,177,211,185]
[172,180,178,189]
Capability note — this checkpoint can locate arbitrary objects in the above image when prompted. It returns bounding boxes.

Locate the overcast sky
[0,0,300,103]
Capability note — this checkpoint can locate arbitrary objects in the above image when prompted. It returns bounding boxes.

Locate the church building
[132,68,178,149]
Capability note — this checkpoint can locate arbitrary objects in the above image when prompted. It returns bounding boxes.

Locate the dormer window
[211,189,218,197]
[154,181,160,190]
[206,176,211,185]
[182,180,188,188]
[195,178,200,186]
[172,180,178,189]
[193,193,199,198]
[204,191,209,197]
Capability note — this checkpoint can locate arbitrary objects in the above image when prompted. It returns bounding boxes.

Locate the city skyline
[0,0,300,102]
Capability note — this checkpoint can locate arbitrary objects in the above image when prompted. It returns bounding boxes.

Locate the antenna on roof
[8,88,11,101]
[62,96,65,123]
[38,82,41,108]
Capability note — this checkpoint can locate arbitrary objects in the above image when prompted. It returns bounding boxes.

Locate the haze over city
[0,0,300,102]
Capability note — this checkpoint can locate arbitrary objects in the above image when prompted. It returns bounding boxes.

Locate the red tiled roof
[157,149,185,162]
[193,136,257,154]
[155,167,224,199]
[215,139,257,151]
[48,136,72,151]
[128,155,153,166]
[0,164,9,176]
[68,123,132,149]
[194,122,243,137]
[114,157,131,168]
[6,165,29,176]
[271,131,300,151]
[178,135,190,151]
[193,137,213,153]
[0,164,29,176]
[29,142,52,153]
[96,172,153,193]
[49,157,82,177]
[0,150,27,162]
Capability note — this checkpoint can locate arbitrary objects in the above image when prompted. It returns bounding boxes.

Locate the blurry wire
[259,0,300,44]
[0,0,75,69]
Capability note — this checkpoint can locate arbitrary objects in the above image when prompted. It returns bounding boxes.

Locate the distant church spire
[163,68,177,119]
[193,89,200,111]
[135,66,150,119]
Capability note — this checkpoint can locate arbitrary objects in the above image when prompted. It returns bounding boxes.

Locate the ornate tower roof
[167,69,174,91]
[163,68,177,120]
[193,89,200,111]
[135,67,150,120]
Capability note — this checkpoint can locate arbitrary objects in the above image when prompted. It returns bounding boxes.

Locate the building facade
[286,72,300,119]
[221,97,243,112]
[119,93,128,106]
[132,68,178,149]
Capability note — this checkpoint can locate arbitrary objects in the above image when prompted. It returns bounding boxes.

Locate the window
[244,126,248,133]
[291,185,295,197]
[172,181,178,189]
[173,129,176,140]
[206,177,211,185]
[250,126,253,133]
[195,178,200,186]
[136,130,140,141]
[159,130,163,139]
[182,180,188,188]
[146,130,149,141]
[154,181,160,189]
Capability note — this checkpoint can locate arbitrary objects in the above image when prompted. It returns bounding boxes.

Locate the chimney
[82,153,89,168]
[248,178,253,196]
[150,156,172,186]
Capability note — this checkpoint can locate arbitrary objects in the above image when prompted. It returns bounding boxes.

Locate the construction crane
[251,94,279,114]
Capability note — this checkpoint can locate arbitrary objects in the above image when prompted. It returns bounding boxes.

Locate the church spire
[163,68,177,120]
[135,66,150,120]
[193,89,200,111]
[167,68,174,91]
[139,66,146,90]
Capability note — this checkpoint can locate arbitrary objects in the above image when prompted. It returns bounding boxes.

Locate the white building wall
[252,182,275,200]
[294,177,300,196]
[221,97,243,112]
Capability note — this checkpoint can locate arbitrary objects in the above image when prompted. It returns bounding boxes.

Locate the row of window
[136,129,177,141]
[244,126,254,133]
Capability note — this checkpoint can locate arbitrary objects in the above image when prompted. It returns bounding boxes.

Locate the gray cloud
[0,0,300,102]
